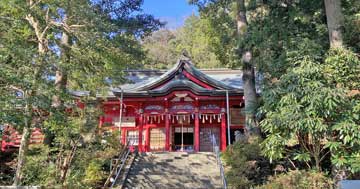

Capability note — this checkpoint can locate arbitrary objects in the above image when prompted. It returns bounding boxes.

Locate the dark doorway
[173,127,194,151]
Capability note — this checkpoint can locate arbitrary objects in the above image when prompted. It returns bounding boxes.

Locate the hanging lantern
[202,115,205,123]
[191,114,194,119]
[205,114,208,120]
[158,116,161,123]
[161,114,164,121]
[210,116,212,123]
[218,114,221,123]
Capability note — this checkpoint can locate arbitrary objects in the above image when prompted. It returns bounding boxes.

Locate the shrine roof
[71,59,253,98]
[111,59,245,97]
[121,64,243,90]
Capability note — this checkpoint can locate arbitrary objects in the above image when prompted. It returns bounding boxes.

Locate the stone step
[128,169,221,175]
[124,152,223,188]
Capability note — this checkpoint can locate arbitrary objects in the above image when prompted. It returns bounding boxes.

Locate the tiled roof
[121,62,243,90]
[71,59,253,98]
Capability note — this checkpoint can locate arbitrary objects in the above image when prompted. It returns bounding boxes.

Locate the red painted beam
[138,115,143,152]
[165,114,170,151]
[194,112,200,152]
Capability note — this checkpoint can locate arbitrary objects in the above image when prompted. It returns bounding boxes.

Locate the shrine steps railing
[103,141,135,188]
[210,134,227,189]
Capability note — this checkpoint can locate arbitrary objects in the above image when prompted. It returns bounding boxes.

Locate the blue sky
[142,0,198,29]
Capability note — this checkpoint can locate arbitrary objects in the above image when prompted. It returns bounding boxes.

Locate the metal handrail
[104,140,133,188]
[110,147,131,188]
[210,134,227,189]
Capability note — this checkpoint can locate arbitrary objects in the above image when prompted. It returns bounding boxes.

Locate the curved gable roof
[120,59,239,92]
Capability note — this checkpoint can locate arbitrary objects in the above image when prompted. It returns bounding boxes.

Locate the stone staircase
[123,152,223,189]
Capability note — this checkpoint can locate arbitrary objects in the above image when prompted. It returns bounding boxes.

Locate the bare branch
[69,25,86,29]
[29,0,42,10]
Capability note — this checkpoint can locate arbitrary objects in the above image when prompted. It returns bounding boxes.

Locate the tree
[142,15,221,69]
[324,0,344,48]
[190,0,259,135]
[235,0,259,135]
[246,0,360,176]
[0,0,56,184]
[1,0,162,185]
[142,29,178,69]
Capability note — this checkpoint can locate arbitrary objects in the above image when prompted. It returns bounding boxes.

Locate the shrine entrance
[173,126,194,151]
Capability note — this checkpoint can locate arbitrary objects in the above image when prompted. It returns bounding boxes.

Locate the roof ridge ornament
[180,49,192,62]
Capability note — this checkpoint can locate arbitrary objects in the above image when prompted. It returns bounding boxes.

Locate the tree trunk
[236,0,259,135]
[13,2,49,183]
[52,32,69,108]
[59,142,78,184]
[324,0,344,48]
[13,127,30,185]
[13,97,32,185]
[324,0,346,183]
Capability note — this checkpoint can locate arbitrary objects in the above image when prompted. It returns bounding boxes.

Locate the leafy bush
[257,170,333,189]
[21,144,57,186]
[83,159,106,186]
[222,137,272,189]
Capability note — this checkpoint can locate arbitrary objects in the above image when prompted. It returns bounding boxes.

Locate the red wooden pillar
[221,113,227,151]
[145,126,150,152]
[165,113,170,151]
[194,112,200,152]
[138,114,143,152]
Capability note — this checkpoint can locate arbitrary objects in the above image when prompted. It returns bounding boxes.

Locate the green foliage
[235,0,360,174]
[83,159,106,186]
[0,0,161,186]
[190,0,239,68]
[21,145,57,186]
[257,170,333,189]
[222,137,272,188]
[142,15,222,69]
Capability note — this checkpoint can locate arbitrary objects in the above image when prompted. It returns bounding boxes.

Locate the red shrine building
[1,59,245,152]
[96,59,245,152]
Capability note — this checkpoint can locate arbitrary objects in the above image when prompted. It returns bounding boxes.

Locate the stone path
[123,152,223,189]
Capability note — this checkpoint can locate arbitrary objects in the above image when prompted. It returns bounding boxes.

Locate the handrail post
[209,134,227,189]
